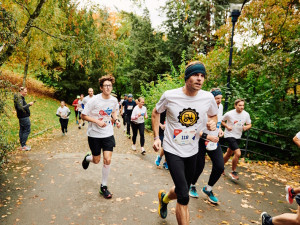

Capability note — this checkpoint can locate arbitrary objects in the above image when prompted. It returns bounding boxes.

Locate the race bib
[103,116,111,124]
[137,116,144,123]
[205,141,218,151]
[127,105,133,110]
[174,128,197,145]
[234,120,243,128]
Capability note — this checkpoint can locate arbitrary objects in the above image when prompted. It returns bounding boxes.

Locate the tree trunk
[0,0,46,67]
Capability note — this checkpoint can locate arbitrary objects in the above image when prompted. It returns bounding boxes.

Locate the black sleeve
[14,94,30,112]
[56,114,61,118]
[67,112,71,117]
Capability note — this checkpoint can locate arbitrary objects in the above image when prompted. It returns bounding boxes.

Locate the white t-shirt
[156,87,218,158]
[120,99,125,113]
[131,105,147,124]
[82,94,119,138]
[56,106,70,119]
[223,109,251,139]
[78,99,84,112]
[296,132,300,140]
[82,95,94,106]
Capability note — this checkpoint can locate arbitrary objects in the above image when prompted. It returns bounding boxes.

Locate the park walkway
[0,123,298,225]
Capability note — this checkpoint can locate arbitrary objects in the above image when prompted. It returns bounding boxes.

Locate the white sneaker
[22,146,31,151]
[131,145,136,151]
[124,128,126,132]
[141,147,146,155]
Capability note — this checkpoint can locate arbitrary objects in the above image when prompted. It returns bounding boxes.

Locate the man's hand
[207,120,216,131]
[218,129,224,137]
[116,121,121,128]
[153,139,161,152]
[95,119,106,127]
[207,135,219,143]
[226,126,232,131]
[29,102,34,106]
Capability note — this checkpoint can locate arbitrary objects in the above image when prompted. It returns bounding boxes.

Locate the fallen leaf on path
[289,208,297,213]
[241,204,254,209]
[149,209,157,213]
[221,221,229,224]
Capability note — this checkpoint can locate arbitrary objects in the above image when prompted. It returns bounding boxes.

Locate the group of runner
[50,61,299,225]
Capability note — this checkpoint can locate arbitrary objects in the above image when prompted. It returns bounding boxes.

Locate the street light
[224,0,248,112]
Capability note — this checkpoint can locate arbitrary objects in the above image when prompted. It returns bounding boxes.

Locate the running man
[261,186,300,225]
[189,88,224,204]
[121,94,136,138]
[72,96,80,124]
[155,110,168,170]
[77,94,84,129]
[82,88,95,127]
[81,75,121,199]
[119,94,128,132]
[131,97,148,154]
[222,99,252,180]
[56,101,71,135]
[152,61,218,224]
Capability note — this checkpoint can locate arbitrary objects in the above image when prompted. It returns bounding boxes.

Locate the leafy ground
[0,123,299,225]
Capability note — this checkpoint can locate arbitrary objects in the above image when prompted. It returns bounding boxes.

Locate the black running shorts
[225,137,240,151]
[88,136,115,156]
[296,194,300,206]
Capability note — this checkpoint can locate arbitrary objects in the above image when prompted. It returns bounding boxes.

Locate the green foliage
[0,78,17,166]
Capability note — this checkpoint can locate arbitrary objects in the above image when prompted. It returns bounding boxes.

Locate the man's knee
[93,157,100,164]
[177,195,189,205]
[235,150,241,158]
[103,158,111,165]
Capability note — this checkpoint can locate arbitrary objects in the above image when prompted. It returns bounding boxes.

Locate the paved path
[0,123,298,225]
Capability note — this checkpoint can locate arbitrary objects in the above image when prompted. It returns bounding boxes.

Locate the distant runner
[222,99,251,180]
[56,101,71,135]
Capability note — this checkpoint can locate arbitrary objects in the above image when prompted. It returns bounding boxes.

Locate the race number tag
[127,105,133,110]
[137,113,145,123]
[173,128,197,145]
[103,116,111,124]
[205,141,218,151]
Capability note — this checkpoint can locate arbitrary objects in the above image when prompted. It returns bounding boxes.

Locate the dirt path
[0,123,298,225]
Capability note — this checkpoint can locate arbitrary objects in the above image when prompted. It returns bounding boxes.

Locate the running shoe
[76,120,79,124]
[21,146,31,151]
[100,185,112,199]
[163,162,168,170]
[141,147,146,155]
[202,186,218,204]
[155,156,162,166]
[189,185,199,198]
[229,171,239,180]
[158,190,168,219]
[82,153,91,170]
[261,212,272,225]
[82,122,85,126]
[78,125,81,129]
[123,127,126,132]
[131,145,136,151]
[285,186,295,204]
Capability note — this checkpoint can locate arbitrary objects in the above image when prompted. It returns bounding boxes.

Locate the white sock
[102,164,111,186]
[206,185,212,192]
[86,155,93,162]
[190,184,195,188]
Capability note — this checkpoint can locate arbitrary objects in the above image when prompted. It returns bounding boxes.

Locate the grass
[2,94,76,145]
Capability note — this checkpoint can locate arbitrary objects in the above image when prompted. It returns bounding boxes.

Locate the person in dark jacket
[14,87,35,151]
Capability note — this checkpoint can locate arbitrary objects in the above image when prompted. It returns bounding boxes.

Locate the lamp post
[224,0,248,112]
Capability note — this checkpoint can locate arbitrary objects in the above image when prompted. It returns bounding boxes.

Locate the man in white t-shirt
[152,61,218,224]
[293,132,300,148]
[222,99,252,180]
[81,75,121,199]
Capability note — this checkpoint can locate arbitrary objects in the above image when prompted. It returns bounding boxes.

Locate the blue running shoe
[155,156,162,166]
[202,186,218,204]
[163,162,168,170]
[189,185,199,198]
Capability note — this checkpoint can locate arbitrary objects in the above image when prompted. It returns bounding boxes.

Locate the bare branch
[30,25,67,41]
[13,0,31,16]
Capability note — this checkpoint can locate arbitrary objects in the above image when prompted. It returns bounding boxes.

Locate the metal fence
[219,127,294,161]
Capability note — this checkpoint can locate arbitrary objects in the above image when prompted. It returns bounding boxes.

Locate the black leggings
[126,114,132,135]
[131,122,145,147]
[165,151,197,205]
[122,114,126,126]
[59,118,69,133]
[191,139,224,187]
